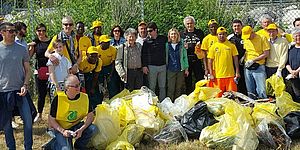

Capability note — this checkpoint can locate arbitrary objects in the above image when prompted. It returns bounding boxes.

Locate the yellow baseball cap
[138,21,146,26]
[99,35,111,43]
[242,26,253,40]
[90,20,103,29]
[267,23,278,30]
[87,46,98,54]
[217,27,227,34]
[207,19,218,26]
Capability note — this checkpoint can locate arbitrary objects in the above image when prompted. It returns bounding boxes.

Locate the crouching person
[47,74,98,150]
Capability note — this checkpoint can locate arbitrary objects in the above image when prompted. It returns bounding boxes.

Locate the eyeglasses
[63,23,74,27]
[147,30,154,33]
[37,29,46,32]
[113,30,120,32]
[68,84,80,88]
[3,29,16,34]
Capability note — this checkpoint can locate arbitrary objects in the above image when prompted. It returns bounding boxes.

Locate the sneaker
[11,121,19,129]
[34,113,42,123]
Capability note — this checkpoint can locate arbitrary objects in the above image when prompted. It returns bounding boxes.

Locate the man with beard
[88,20,103,46]
[180,16,204,94]
[14,22,28,49]
[45,16,81,75]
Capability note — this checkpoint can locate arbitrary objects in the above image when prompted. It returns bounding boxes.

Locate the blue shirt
[167,43,181,72]
[110,37,126,46]
[287,47,300,70]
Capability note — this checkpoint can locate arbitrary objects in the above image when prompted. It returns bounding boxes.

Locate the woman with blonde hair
[166,28,189,100]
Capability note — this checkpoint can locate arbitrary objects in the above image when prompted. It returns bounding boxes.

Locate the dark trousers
[35,75,48,113]
[126,69,143,91]
[266,66,278,78]
[237,65,247,95]
[98,64,119,100]
[185,57,204,94]
[84,73,101,109]
[289,79,300,102]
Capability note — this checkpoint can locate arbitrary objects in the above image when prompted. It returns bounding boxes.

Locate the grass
[2,98,300,150]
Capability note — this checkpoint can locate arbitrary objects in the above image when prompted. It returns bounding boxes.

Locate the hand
[291,70,298,77]
[235,72,241,78]
[49,54,59,65]
[17,85,27,96]
[121,74,127,82]
[62,130,72,137]
[74,128,84,140]
[70,64,78,74]
[184,70,189,77]
[276,70,282,77]
[27,42,36,46]
[209,74,215,81]
[184,42,188,49]
[245,60,254,68]
[204,69,209,77]
[142,67,149,75]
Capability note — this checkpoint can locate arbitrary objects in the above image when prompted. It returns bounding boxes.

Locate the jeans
[51,122,98,150]
[244,65,267,99]
[148,65,166,101]
[84,73,101,109]
[4,96,33,150]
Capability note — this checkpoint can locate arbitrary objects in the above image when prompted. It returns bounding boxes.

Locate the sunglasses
[113,30,120,32]
[37,29,46,32]
[63,23,74,27]
[147,30,154,33]
[68,84,80,88]
[3,29,16,34]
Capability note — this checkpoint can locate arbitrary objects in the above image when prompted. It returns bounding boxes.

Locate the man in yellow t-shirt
[201,19,219,77]
[208,27,240,97]
[75,22,92,57]
[46,75,97,150]
[242,26,270,99]
[88,20,103,46]
[79,46,102,109]
[96,35,119,100]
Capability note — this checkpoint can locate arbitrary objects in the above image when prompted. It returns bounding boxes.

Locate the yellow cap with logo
[217,27,227,34]
[99,35,111,43]
[87,46,98,54]
[208,19,218,26]
[90,20,103,29]
[242,26,253,40]
[267,23,278,30]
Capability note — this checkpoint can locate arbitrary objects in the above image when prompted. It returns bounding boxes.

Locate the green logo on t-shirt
[67,111,78,121]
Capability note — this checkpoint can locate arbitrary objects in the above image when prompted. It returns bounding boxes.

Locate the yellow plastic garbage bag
[118,100,135,128]
[252,103,283,126]
[200,100,258,150]
[276,91,300,117]
[105,141,134,150]
[92,103,121,149]
[106,89,131,104]
[266,74,285,97]
[118,124,145,145]
[189,80,221,103]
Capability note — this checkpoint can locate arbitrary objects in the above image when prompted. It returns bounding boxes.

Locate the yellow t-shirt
[78,36,92,57]
[243,34,270,65]
[56,91,89,129]
[201,34,218,51]
[96,45,117,66]
[207,40,239,78]
[47,35,78,62]
[79,56,102,73]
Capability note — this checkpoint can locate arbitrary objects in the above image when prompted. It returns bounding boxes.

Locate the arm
[28,42,36,58]
[19,61,31,96]
[252,50,269,62]
[115,45,126,80]
[208,58,214,80]
[233,55,240,78]
[141,43,149,74]
[202,51,208,75]
[74,112,94,139]
[48,115,72,137]
[48,65,60,90]
[278,42,288,72]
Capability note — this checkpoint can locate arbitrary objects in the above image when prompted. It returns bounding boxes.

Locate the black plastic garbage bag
[178,101,218,140]
[284,111,300,139]
[154,120,188,144]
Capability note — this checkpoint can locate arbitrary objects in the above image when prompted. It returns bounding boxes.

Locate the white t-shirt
[46,53,72,82]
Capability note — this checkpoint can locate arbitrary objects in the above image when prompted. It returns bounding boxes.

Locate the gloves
[276,70,282,77]
[245,60,254,68]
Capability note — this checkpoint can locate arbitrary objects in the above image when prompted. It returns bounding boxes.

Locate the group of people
[0,14,300,149]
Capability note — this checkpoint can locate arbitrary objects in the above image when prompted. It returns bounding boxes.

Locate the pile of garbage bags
[91,74,300,149]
